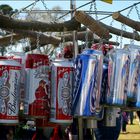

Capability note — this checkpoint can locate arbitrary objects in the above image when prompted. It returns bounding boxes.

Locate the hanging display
[107,49,130,107]
[0,59,21,124]
[50,59,74,124]
[72,50,104,120]
[25,54,50,118]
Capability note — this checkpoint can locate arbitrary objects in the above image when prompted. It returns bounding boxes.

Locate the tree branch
[74,11,110,39]
[0,14,81,32]
[100,22,140,41]
[112,12,140,32]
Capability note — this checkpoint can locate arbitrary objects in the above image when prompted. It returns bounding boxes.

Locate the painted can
[0,59,21,124]
[50,59,74,124]
[107,49,130,107]
[25,54,51,118]
[136,67,140,108]
[127,45,140,101]
[82,49,103,109]
[72,54,104,119]
[73,50,104,120]
[7,52,26,104]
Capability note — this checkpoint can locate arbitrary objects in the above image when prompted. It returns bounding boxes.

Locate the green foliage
[0,4,13,15]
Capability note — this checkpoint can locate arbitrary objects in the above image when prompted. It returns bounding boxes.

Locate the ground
[119,119,140,140]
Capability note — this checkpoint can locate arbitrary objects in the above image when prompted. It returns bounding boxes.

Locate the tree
[0,4,13,15]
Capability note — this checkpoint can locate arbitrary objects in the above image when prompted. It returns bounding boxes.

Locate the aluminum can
[127,45,140,101]
[7,52,26,104]
[50,59,74,124]
[82,49,103,109]
[107,49,130,106]
[136,67,140,108]
[81,49,104,120]
[0,59,21,124]
[25,54,50,118]
[72,54,103,119]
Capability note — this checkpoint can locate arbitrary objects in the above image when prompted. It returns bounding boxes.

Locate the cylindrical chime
[0,59,21,125]
[25,54,50,119]
[50,58,74,124]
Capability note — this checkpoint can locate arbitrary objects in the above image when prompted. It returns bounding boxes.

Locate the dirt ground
[119,119,140,140]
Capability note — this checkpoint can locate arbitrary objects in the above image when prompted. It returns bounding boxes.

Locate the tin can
[127,45,140,101]
[136,67,140,108]
[25,54,50,118]
[72,54,103,118]
[82,49,103,109]
[50,59,74,124]
[80,50,104,120]
[107,49,130,107]
[0,59,21,124]
[7,52,26,106]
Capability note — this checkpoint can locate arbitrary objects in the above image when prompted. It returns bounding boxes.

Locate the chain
[119,5,134,48]
[10,30,14,45]
[60,32,65,57]
[40,0,53,21]
[92,1,98,45]
[93,1,98,21]
[27,0,39,20]
[27,38,33,53]
[12,0,39,19]
[135,5,140,20]
[130,29,136,44]
[36,32,41,53]
[85,29,89,49]
[85,1,94,49]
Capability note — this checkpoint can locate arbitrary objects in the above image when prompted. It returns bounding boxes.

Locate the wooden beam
[112,12,140,32]
[74,11,110,39]
[0,14,81,32]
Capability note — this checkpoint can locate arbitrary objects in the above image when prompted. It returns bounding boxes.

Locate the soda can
[81,49,104,120]
[127,45,140,101]
[72,54,103,118]
[82,49,103,109]
[107,49,130,107]
[50,59,74,124]
[7,52,26,106]
[25,54,50,118]
[0,59,21,124]
[136,67,140,108]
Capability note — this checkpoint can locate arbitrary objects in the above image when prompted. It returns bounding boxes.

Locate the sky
[0,0,140,47]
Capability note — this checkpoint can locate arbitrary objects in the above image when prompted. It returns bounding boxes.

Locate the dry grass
[119,119,140,140]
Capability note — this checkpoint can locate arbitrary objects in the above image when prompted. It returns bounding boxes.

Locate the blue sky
[0,0,140,47]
